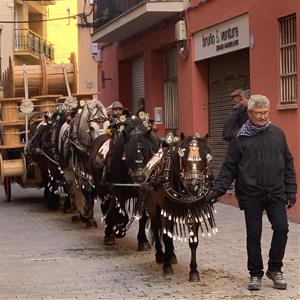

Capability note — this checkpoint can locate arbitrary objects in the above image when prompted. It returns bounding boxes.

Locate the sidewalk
[0,184,299,299]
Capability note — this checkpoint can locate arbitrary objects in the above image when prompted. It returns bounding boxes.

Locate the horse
[89,113,160,248]
[63,99,109,227]
[142,133,217,281]
[27,109,70,211]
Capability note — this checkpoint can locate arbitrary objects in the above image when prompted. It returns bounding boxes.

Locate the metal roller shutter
[208,49,250,175]
[131,57,144,113]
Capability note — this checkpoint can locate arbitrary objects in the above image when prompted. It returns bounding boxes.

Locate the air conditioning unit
[90,43,98,55]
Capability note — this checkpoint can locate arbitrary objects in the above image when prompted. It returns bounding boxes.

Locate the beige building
[13,0,55,65]
[0,0,14,85]
[76,0,98,96]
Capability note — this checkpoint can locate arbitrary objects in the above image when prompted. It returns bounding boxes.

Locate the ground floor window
[279,14,297,103]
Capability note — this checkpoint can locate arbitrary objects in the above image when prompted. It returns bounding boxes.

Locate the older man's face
[248,106,270,127]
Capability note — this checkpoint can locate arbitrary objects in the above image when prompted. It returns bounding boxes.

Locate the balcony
[92,0,187,43]
[14,29,54,62]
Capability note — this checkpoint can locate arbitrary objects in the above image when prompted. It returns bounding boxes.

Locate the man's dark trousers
[243,196,289,277]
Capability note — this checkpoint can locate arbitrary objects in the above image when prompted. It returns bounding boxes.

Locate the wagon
[0,53,95,201]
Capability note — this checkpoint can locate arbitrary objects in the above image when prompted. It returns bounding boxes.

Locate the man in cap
[111,101,124,119]
[223,89,250,142]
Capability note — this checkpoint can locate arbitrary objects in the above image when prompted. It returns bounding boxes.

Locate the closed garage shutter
[208,49,250,175]
[132,57,144,113]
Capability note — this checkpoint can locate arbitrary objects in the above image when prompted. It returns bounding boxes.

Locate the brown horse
[143,134,217,281]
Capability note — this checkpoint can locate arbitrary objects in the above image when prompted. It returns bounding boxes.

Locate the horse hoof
[137,241,151,251]
[71,215,80,222]
[155,252,164,264]
[189,271,200,282]
[63,208,72,214]
[115,230,126,238]
[86,220,98,228]
[48,204,58,211]
[103,235,115,245]
[162,264,174,275]
[170,253,178,264]
[79,214,89,223]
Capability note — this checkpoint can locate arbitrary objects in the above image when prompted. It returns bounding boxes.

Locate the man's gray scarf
[237,120,270,137]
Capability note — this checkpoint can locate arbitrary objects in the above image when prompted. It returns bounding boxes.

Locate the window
[164,47,178,129]
[279,14,297,103]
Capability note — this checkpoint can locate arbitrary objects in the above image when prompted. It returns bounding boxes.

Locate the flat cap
[111,101,124,109]
[230,89,243,97]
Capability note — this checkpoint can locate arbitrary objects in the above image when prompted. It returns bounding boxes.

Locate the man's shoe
[266,270,287,290]
[248,276,262,291]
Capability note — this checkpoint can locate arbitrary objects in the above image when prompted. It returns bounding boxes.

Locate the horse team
[26,97,217,282]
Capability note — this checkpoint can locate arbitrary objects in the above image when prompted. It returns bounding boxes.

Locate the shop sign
[194,14,249,61]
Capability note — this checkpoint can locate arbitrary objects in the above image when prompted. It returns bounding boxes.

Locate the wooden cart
[0,53,81,201]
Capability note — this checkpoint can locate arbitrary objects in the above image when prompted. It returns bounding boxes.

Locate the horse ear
[180,132,185,140]
[203,133,209,142]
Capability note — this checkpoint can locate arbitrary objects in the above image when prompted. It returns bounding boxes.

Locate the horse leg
[63,195,72,214]
[137,211,151,251]
[162,234,174,275]
[82,189,97,228]
[101,199,116,245]
[151,205,164,263]
[189,225,200,282]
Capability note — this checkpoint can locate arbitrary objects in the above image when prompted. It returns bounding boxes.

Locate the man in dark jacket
[207,95,297,291]
[223,89,249,141]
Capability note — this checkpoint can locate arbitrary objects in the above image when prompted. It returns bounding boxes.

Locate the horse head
[79,99,109,145]
[121,115,160,183]
[171,134,213,197]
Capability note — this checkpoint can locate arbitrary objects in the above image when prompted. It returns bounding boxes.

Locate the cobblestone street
[0,184,299,300]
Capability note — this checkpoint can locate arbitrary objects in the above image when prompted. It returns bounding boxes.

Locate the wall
[100,43,119,107]
[0,1,14,72]
[47,0,77,64]
[76,0,98,96]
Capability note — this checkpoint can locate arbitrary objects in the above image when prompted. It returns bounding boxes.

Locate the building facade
[0,0,14,84]
[91,0,299,222]
[13,0,55,65]
[47,0,99,95]
[1,0,55,95]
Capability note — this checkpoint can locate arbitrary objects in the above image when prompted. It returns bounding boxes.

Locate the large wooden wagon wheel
[3,177,11,202]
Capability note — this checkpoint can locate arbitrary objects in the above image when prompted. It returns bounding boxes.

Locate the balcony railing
[14,29,54,61]
[93,0,143,30]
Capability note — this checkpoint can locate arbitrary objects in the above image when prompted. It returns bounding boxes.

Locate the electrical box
[175,20,186,41]
[90,43,98,54]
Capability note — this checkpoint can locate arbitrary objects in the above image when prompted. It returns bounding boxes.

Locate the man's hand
[206,191,219,204]
[287,198,296,209]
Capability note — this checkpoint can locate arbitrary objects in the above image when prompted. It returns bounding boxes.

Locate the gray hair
[248,94,270,111]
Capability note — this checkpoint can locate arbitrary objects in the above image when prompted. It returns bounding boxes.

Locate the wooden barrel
[0,152,27,185]
[32,95,62,113]
[3,53,78,98]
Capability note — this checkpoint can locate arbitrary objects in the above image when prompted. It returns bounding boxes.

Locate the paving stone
[0,184,299,300]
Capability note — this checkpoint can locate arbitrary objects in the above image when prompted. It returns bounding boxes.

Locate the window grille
[164,47,178,129]
[279,14,297,103]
